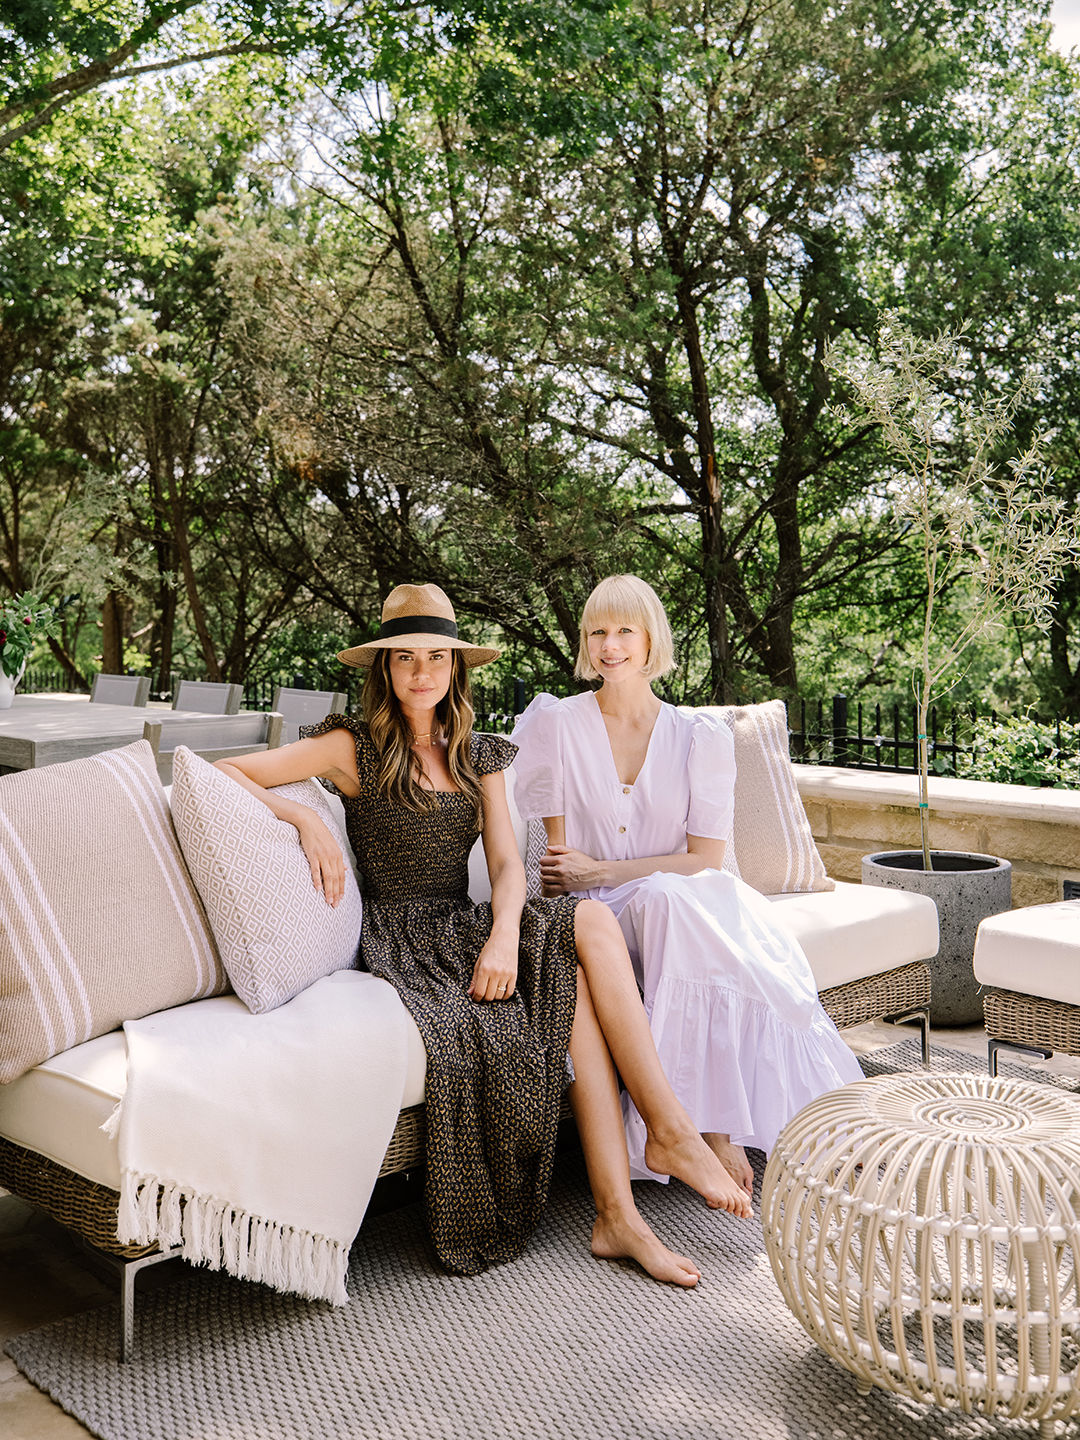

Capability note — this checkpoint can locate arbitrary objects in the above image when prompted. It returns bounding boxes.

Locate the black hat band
[378,614,459,641]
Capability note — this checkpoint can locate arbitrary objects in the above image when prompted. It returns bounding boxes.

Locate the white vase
[0,661,26,710]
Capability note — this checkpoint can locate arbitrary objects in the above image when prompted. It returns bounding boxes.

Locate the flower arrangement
[0,592,61,679]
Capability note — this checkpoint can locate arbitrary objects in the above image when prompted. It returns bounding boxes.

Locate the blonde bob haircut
[575,574,675,682]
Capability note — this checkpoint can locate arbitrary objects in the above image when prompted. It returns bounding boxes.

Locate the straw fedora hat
[337,584,500,669]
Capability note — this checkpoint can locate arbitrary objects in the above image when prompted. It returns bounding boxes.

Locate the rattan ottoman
[974,900,1080,1075]
[763,1071,1080,1437]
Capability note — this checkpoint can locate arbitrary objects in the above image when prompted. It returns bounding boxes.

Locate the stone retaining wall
[794,765,1080,909]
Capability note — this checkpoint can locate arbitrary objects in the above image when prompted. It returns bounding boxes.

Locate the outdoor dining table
[0,693,280,777]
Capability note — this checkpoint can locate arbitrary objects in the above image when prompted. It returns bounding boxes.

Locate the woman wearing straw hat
[216,583,749,1285]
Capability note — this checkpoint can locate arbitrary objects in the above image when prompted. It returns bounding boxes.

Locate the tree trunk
[100,590,123,674]
[45,635,89,691]
[153,581,178,697]
[701,496,732,703]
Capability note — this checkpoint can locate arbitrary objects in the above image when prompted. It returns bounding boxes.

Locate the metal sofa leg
[883,1007,932,1070]
[80,1242,184,1361]
[987,1037,1053,1079]
[118,1246,184,1361]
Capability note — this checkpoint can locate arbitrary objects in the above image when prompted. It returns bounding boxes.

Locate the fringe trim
[117,1168,350,1306]
[100,1097,123,1140]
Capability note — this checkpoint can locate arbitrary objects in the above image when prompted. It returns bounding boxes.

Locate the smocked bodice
[300,715,517,904]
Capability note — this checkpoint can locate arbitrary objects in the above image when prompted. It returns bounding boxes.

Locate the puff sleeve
[685,710,736,841]
[509,694,564,819]
[471,733,518,776]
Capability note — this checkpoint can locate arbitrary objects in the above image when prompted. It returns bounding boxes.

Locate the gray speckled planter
[862,851,1012,1026]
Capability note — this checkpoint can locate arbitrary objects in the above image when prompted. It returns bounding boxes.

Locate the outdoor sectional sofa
[0,700,939,1357]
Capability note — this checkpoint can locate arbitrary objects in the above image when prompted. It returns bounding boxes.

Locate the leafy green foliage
[962,715,1080,789]
[4,0,1080,722]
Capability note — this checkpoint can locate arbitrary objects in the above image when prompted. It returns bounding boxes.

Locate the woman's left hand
[539,845,607,896]
[468,935,519,1002]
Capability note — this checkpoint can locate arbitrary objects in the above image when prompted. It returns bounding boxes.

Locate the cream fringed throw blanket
[106,970,411,1305]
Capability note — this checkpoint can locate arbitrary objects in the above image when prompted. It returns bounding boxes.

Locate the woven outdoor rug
[8,1040,1080,1440]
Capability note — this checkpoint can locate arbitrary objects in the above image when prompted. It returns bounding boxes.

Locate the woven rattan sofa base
[0,1103,431,1262]
[818,961,932,1032]
[984,987,1080,1056]
[0,1134,155,1258]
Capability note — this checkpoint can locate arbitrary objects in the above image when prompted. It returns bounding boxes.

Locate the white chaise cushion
[170,748,364,1014]
[767,880,940,992]
[973,901,1080,1005]
[0,1003,429,1191]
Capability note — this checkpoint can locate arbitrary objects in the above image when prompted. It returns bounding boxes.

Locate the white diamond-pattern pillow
[170,748,362,1014]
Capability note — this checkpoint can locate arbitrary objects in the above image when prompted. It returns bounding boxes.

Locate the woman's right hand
[295,814,347,907]
[539,845,607,896]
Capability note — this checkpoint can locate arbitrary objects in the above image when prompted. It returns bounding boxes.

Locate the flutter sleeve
[300,713,362,742]
[509,693,565,819]
[686,709,736,840]
[471,732,518,776]
[299,713,371,795]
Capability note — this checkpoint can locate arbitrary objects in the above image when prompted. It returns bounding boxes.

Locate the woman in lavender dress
[512,575,862,1192]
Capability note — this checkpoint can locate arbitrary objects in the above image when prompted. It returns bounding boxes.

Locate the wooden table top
[0,694,272,770]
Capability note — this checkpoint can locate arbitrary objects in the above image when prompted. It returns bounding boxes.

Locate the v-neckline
[589,691,664,789]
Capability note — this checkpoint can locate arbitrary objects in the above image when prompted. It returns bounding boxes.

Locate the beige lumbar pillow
[712,700,834,895]
[170,748,363,1014]
[0,740,227,1084]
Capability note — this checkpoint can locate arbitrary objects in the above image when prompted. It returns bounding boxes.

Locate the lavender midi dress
[512,692,862,1180]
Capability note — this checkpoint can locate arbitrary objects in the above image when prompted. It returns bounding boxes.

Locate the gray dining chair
[143,712,283,785]
[271,686,348,745]
[90,675,151,707]
[172,680,243,715]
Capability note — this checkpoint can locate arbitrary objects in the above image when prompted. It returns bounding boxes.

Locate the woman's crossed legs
[566,900,751,1287]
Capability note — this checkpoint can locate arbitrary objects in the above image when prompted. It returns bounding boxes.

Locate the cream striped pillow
[713,700,834,895]
[0,740,227,1084]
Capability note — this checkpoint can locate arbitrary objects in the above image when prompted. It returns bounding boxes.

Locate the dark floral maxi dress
[303,715,579,1276]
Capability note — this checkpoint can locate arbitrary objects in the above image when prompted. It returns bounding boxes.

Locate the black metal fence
[789,694,1080,785]
[21,667,83,693]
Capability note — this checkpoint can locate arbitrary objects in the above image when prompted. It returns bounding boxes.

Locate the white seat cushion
[0,1029,127,1189]
[0,1002,428,1192]
[767,880,939,992]
[973,900,1080,1006]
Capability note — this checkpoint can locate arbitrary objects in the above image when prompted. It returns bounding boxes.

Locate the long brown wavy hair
[361,649,486,828]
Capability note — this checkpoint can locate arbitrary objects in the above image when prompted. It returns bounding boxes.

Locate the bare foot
[703,1133,754,1196]
[591,1210,702,1287]
[644,1129,753,1218]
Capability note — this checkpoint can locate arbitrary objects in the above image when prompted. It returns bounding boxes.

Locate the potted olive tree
[826,318,1077,1022]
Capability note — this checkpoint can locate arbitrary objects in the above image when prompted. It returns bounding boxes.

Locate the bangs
[581,581,655,638]
[576,574,675,681]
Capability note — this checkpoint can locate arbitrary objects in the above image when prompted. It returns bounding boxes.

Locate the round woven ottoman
[762,1073,1080,1437]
